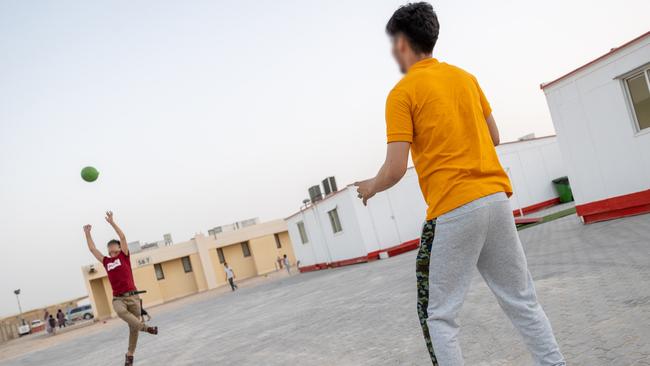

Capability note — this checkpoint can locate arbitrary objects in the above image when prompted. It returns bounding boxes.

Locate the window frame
[297,221,308,244]
[621,65,650,134]
[274,233,282,248]
[327,208,343,234]
[216,248,225,264]
[241,241,251,257]
[154,263,165,280]
[181,256,193,273]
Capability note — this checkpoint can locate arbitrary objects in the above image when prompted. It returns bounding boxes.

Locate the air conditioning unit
[322,176,338,196]
[308,185,323,203]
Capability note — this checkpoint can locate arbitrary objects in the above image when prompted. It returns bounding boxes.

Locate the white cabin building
[541,31,650,223]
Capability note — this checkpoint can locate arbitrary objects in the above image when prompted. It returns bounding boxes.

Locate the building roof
[82,219,289,277]
[284,167,421,221]
[284,186,352,220]
[540,31,650,90]
[497,134,556,146]
[285,135,562,222]
[212,219,287,248]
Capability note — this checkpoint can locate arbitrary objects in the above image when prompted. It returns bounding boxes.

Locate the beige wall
[276,231,296,266]
[157,258,198,302]
[89,279,111,319]
[249,235,279,275]
[249,231,297,274]
[189,253,208,292]
[132,265,163,308]
[102,277,114,316]
[209,249,228,285]
[222,243,257,280]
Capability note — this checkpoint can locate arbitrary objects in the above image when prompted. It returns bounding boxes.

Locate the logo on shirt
[107,259,122,271]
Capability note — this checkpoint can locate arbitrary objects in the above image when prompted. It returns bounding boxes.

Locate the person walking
[224,262,238,291]
[56,309,66,328]
[47,315,56,336]
[282,254,291,275]
[44,310,52,334]
[354,3,565,365]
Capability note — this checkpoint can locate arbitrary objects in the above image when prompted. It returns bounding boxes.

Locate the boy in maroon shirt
[84,211,158,366]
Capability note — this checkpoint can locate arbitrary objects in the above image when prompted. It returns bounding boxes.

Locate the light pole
[14,289,25,325]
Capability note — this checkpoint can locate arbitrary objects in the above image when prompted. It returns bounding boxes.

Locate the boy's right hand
[83,224,92,233]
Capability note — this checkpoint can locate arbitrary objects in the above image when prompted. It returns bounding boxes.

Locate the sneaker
[146,326,158,335]
[124,354,134,366]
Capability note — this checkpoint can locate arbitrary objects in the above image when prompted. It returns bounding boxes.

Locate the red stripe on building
[576,189,650,224]
[299,238,422,272]
[298,263,329,273]
[512,197,561,217]
[329,256,369,268]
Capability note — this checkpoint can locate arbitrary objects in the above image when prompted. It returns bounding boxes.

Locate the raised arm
[105,211,129,255]
[83,225,104,263]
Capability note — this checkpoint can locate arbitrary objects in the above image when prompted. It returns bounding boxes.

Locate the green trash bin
[552,176,574,203]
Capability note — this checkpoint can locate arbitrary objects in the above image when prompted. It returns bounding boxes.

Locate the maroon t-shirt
[102,251,137,296]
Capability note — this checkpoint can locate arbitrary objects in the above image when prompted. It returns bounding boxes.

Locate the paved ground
[2,212,649,365]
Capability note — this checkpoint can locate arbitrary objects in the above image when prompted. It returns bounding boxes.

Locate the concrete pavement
[2,212,649,365]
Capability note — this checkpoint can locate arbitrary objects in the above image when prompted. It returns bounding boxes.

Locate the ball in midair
[81,166,99,182]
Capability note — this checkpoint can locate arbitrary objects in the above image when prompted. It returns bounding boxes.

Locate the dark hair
[107,239,121,247]
[386,2,439,54]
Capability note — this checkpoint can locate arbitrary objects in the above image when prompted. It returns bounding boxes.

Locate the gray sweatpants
[417,192,565,366]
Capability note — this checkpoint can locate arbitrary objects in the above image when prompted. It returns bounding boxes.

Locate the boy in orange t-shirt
[354,3,564,365]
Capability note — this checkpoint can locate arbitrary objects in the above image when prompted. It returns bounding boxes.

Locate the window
[181,256,193,273]
[297,221,308,244]
[328,208,343,233]
[216,248,225,263]
[274,233,282,248]
[241,241,251,257]
[154,263,165,280]
[625,69,650,131]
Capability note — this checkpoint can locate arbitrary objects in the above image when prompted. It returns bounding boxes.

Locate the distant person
[224,262,238,291]
[282,255,291,275]
[56,309,66,328]
[84,211,158,366]
[354,3,565,365]
[44,310,52,334]
[47,315,56,335]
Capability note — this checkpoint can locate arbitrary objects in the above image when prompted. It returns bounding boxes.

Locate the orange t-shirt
[386,58,512,220]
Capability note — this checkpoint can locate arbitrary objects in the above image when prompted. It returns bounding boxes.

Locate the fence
[0,321,19,344]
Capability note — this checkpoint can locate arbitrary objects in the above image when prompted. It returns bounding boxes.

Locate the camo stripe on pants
[416,219,438,365]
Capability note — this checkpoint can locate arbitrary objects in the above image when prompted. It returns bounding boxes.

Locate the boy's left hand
[105,211,115,224]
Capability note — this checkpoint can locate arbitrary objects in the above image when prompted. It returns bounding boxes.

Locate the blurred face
[107,243,121,257]
[390,34,409,74]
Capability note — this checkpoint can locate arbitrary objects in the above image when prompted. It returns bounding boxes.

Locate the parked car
[17,323,30,337]
[66,305,94,322]
[30,319,45,333]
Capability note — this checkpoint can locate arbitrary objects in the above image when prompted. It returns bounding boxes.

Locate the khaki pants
[112,295,146,354]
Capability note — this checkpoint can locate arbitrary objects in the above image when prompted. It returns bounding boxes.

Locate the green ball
[81,166,99,182]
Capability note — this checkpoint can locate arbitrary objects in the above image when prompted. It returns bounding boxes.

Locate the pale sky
[1,0,648,317]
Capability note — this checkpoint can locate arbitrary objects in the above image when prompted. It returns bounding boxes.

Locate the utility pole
[14,289,25,325]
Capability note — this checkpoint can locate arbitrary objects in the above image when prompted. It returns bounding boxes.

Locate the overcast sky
[1,0,648,317]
